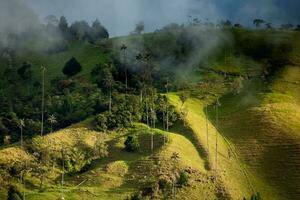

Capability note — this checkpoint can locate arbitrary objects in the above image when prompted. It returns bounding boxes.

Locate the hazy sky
[23,0,300,36]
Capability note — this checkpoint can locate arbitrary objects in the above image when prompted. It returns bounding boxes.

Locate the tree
[253,19,265,28]
[171,152,180,199]
[41,66,46,136]
[164,81,171,132]
[58,16,69,34]
[251,192,262,200]
[265,22,272,29]
[177,171,189,187]
[120,44,128,92]
[232,76,243,95]
[18,119,25,147]
[221,20,232,28]
[94,113,108,132]
[45,15,59,26]
[204,98,209,154]
[47,115,57,133]
[179,93,188,109]
[124,135,140,152]
[234,23,242,28]
[214,98,221,173]
[295,25,300,31]
[180,108,189,127]
[17,62,33,80]
[7,185,22,200]
[62,57,82,77]
[69,20,91,41]
[91,19,109,41]
[133,21,145,34]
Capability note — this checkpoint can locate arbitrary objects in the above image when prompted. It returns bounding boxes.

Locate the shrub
[95,113,108,132]
[17,62,32,80]
[127,192,142,200]
[7,185,22,200]
[124,135,140,152]
[177,171,189,187]
[62,57,82,76]
[251,192,262,200]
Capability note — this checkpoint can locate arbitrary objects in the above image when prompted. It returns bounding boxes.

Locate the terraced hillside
[166,64,300,200]
[214,66,300,200]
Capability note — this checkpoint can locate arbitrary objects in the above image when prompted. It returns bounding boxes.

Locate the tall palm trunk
[123,51,128,94]
[151,132,154,152]
[146,99,149,126]
[109,84,112,113]
[215,100,219,172]
[61,145,65,198]
[41,66,45,136]
[20,126,23,148]
[205,106,209,154]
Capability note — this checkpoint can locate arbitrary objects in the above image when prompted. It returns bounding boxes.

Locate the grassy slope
[2,30,300,199]
[168,65,300,200]
[17,42,110,82]
[171,64,299,200]
[0,120,226,200]
[168,93,253,200]
[220,66,300,200]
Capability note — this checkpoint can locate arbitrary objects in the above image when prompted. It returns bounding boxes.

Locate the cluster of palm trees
[16,65,59,199]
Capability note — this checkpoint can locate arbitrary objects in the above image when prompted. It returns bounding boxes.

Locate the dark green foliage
[127,192,142,200]
[94,94,142,131]
[95,113,108,132]
[7,185,22,200]
[59,16,69,34]
[91,20,109,41]
[177,171,189,187]
[48,79,102,128]
[91,63,116,91]
[62,57,82,76]
[124,135,140,152]
[17,62,33,80]
[63,142,94,173]
[69,20,109,42]
[251,192,262,200]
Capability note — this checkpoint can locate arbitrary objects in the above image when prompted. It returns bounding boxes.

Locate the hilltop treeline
[0,15,109,53]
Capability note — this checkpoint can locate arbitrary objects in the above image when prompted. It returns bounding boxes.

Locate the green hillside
[1,27,300,200]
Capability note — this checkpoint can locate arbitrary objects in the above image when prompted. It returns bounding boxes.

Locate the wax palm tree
[120,44,128,93]
[164,80,171,132]
[171,152,180,199]
[214,98,221,172]
[253,19,265,28]
[48,114,57,133]
[204,95,209,154]
[41,66,46,136]
[18,119,25,148]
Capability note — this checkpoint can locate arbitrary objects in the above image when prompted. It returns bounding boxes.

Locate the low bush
[177,171,189,187]
[124,135,140,152]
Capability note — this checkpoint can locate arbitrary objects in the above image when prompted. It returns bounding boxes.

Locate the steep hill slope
[214,66,300,200]
[0,120,228,200]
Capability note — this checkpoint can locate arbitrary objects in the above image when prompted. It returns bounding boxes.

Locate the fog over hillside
[24,0,300,36]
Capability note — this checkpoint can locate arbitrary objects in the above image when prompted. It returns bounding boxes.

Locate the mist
[0,0,65,51]
[25,0,300,37]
